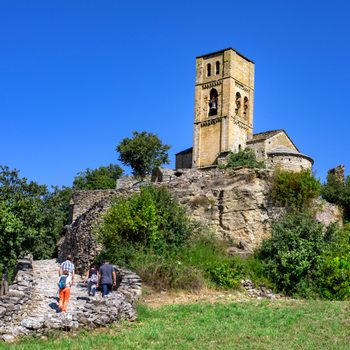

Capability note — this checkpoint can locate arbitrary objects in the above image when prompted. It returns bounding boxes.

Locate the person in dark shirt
[98,260,116,297]
[84,264,99,296]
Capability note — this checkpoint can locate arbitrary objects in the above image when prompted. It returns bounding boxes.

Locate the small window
[216,61,220,75]
[207,63,211,77]
[238,144,242,151]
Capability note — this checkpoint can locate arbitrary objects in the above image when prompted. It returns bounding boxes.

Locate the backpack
[90,273,98,284]
[58,275,67,289]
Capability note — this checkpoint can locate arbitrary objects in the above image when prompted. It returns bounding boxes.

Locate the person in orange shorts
[58,269,72,312]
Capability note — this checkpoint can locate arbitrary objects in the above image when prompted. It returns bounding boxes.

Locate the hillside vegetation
[93,168,350,300]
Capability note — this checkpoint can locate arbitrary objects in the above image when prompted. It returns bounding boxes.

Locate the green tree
[322,174,350,220]
[0,166,71,289]
[73,164,123,190]
[116,131,170,179]
[219,148,265,169]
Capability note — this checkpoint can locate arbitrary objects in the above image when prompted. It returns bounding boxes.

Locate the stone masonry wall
[0,257,35,342]
[70,190,120,224]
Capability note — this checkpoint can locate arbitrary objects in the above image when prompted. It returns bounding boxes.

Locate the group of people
[57,255,117,313]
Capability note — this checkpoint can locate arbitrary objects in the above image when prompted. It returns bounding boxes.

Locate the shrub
[270,170,321,211]
[220,148,265,169]
[257,212,326,296]
[206,263,240,289]
[96,185,194,252]
[318,256,350,300]
[316,224,350,300]
[322,174,350,220]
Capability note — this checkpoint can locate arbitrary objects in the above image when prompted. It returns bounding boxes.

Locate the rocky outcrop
[63,168,343,269]
[167,168,276,247]
[1,259,141,343]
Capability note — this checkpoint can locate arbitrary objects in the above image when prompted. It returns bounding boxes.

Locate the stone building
[176,48,313,172]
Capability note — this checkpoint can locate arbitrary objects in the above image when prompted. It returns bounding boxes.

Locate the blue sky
[1,0,349,187]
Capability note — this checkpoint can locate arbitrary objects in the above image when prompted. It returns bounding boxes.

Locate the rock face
[0,258,141,342]
[167,168,275,247]
[62,167,343,270]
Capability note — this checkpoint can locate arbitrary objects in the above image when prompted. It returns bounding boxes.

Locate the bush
[206,263,240,289]
[322,174,350,220]
[96,185,194,252]
[220,148,265,169]
[316,224,350,300]
[318,256,350,300]
[270,170,321,211]
[257,212,326,296]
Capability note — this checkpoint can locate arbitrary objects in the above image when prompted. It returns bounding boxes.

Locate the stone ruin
[0,256,142,342]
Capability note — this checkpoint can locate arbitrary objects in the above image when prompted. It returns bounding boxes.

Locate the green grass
[3,300,350,350]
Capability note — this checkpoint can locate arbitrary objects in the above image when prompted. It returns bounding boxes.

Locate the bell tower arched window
[216,61,220,75]
[235,92,241,115]
[207,63,211,77]
[209,89,218,116]
[243,97,249,120]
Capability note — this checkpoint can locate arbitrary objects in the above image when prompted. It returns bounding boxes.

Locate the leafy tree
[219,148,265,169]
[116,131,170,179]
[270,170,321,211]
[322,174,350,220]
[73,164,123,190]
[0,166,71,288]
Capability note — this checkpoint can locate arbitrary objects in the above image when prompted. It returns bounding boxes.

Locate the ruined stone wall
[61,187,140,271]
[0,257,35,342]
[1,257,142,342]
[70,190,120,224]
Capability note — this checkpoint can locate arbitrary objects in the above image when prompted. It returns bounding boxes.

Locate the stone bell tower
[192,48,255,168]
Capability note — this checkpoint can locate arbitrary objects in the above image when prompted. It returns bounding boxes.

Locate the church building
[176,48,313,172]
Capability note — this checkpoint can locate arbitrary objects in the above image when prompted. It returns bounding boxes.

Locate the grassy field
[2,300,350,350]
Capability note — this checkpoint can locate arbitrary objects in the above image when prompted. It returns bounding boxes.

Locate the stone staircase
[0,258,142,342]
[22,260,90,327]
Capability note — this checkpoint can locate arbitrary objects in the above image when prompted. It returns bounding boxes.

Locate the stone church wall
[267,154,312,172]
